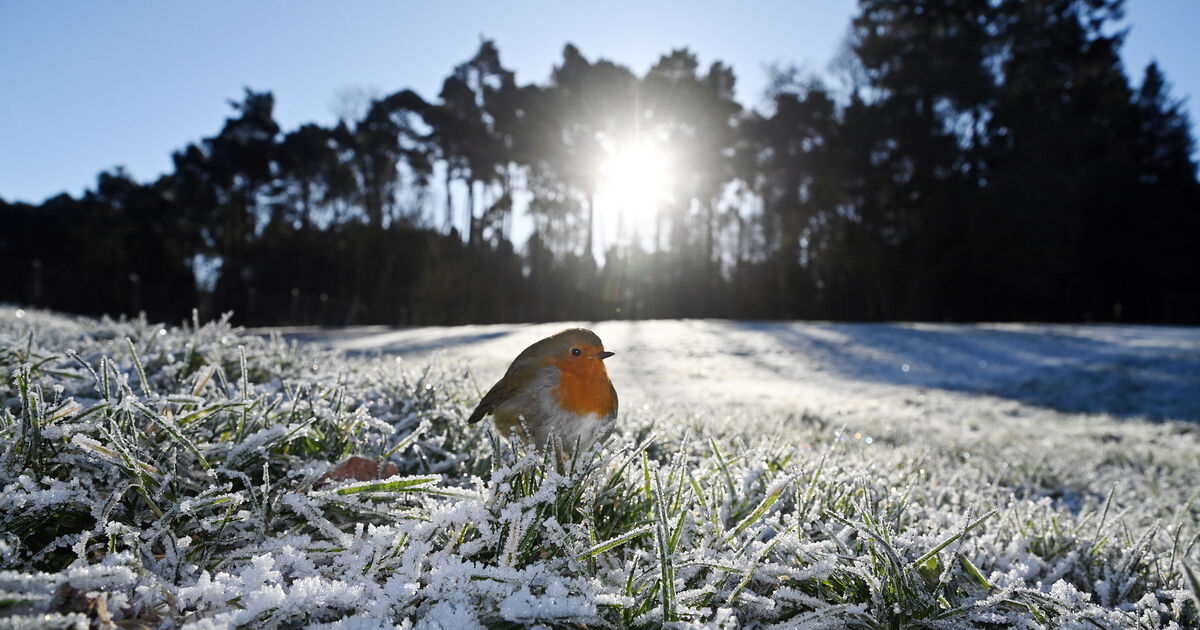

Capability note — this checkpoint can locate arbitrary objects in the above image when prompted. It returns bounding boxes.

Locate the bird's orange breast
[550,357,616,417]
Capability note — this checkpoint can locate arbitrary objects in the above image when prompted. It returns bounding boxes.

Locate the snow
[1,308,1198,627]
[275,319,1200,422]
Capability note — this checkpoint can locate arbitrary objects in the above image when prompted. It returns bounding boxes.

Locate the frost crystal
[0,310,1196,627]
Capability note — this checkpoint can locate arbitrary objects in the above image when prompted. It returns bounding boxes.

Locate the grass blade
[332,474,440,495]
[579,524,654,559]
[912,510,996,569]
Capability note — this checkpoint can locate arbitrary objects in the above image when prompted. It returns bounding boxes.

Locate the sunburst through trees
[2,0,1199,325]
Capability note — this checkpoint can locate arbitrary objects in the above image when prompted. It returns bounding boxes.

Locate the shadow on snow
[733,321,1200,422]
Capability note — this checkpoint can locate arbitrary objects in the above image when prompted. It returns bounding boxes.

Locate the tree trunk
[467,179,478,245]
[585,187,595,260]
[705,197,715,266]
[444,166,453,232]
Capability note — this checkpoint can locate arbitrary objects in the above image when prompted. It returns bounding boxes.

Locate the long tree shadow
[734,322,1200,422]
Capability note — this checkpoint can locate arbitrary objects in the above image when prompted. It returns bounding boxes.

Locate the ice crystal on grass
[0,306,1198,627]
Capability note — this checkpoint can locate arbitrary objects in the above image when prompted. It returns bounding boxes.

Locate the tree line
[3,0,1198,325]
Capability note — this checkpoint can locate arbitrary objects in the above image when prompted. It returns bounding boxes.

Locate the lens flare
[598,141,671,223]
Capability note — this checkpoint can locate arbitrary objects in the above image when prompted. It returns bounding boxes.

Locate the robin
[468,328,617,455]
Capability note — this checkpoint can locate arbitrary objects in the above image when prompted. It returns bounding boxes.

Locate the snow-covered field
[275,318,1200,428]
[3,308,1200,628]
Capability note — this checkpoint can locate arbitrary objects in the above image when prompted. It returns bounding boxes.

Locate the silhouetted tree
[3,16,1198,326]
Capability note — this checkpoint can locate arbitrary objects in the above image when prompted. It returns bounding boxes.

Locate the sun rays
[596,140,673,243]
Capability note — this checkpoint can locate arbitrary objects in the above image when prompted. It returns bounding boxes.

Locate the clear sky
[2,1,1197,205]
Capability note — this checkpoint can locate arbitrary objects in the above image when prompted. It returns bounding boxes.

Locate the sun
[598,140,672,223]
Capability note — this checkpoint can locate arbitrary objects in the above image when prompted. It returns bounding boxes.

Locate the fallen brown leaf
[318,455,399,485]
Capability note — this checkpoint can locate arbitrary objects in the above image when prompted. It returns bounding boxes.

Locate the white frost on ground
[269,319,1200,425]
[2,308,1197,628]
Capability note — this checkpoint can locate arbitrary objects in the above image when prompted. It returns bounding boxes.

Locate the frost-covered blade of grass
[0,306,1197,628]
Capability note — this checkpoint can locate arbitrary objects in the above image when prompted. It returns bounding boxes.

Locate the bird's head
[534,328,614,366]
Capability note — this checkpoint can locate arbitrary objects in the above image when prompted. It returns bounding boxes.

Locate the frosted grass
[1,307,1198,628]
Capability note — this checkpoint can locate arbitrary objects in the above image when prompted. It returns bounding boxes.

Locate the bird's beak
[596,351,615,360]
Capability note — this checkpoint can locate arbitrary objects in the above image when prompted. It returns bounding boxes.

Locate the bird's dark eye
[571,348,582,356]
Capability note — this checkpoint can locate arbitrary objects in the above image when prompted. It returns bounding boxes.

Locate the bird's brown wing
[468,378,515,424]
[467,355,540,424]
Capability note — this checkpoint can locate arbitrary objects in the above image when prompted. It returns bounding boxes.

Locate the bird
[468,328,618,456]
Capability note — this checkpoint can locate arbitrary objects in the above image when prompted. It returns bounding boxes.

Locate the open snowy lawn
[2,308,1199,628]
[275,320,1200,452]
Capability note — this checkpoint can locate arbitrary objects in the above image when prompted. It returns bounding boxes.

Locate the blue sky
[1,1,1197,205]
